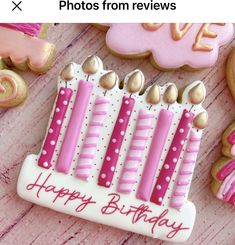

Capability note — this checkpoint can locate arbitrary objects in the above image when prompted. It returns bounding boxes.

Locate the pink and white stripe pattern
[76,95,110,180]
[38,87,73,169]
[170,130,202,210]
[117,109,154,193]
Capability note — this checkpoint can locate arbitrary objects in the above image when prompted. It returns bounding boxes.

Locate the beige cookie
[0,23,56,74]
[0,69,28,108]
[211,122,235,205]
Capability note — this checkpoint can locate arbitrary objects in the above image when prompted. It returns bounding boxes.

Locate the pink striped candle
[150,109,194,206]
[98,96,135,188]
[38,87,73,169]
[170,130,202,210]
[56,80,93,174]
[117,109,154,193]
[137,109,174,201]
[76,95,110,180]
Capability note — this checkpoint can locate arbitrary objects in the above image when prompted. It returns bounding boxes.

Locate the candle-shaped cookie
[76,72,118,180]
[150,82,205,205]
[137,84,177,201]
[170,112,208,210]
[38,63,74,169]
[56,56,100,174]
[98,70,144,188]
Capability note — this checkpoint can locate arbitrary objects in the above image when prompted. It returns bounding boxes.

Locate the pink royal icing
[38,87,73,169]
[118,109,154,193]
[216,159,235,181]
[0,23,42,37]
[98,96,135,188]
[76,95,110,180]
[150,109,194,206]
[170,130,202,210]
[56,80,93,174]
[0,75,18,105]
[105,24,234,69]
[227,130,235,144]
[137,109,174,201]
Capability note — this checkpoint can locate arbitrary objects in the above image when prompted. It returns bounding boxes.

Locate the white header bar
[0,0,234,22]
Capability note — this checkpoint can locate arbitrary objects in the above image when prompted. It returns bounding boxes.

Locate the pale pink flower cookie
[99,23,234,70]
[18,56,208,243]
[0,23,56,74]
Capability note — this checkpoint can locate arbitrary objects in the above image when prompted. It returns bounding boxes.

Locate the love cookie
[97,23,234,71]
[18,55,208,243]
[0,69,27,108]
[211,122,235,205]
[0,23,56,74]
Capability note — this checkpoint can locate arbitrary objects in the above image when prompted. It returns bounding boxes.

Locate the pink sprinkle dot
[119,118,124,123]
[156,185,161,190]
[42,150,47,155]
[181,140,184,145]
[43,162,49,167]
[185,113,190,118]
[115,149,119,154]
[106,156,111,161]
[164,164,169,169]
[172,147,177,152]
[125,100,129,105]
[111,166,115,171]
[60,90,65,95]
[166,176,170,182]
[63,101,68,106]
[49,128,53,134]
[50,140,55,146]
[158,197,163,202]
[101,173,106,179]
[106,181,111,186]
[56,108,60,112]
[179,128,184,133]
[56,120,62,125]
[173,158,177,163]
[120,131,125,136]
[188,123,191,128]
[126,111,131,115]
[112,138,117,143]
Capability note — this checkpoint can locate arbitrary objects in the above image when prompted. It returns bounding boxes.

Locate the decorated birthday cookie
[18,55,207,243]
[0,23,56,74]
[0,64,28,108]
[97,23,234,70]
[211,122,235,205]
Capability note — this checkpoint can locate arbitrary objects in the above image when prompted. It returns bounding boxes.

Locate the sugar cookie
[97,23,234,71]
[0,23,56,74]
[18,55,207,243]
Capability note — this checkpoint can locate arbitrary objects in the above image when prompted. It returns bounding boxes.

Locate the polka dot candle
[150,109,194,206]
[98,96,135,188]
[38,87,73,169]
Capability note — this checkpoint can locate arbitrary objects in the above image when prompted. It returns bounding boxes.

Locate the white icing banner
[0,0,234,22]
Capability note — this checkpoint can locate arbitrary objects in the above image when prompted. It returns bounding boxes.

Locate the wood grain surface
[0,23,235,245]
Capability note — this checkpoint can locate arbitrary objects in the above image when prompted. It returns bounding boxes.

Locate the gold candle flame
[189,83,205,104]
[126,70,144,93]
[163,84,178,104]
[146,83,160,105]
[60,63,75,81]
[82,55,99,74]
[99,71,118,90]
[193,111,208,129]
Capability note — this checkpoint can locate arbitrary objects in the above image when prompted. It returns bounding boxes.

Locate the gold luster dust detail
[82,55,99,74]
[163,84,178,104]
[127,71,144,93]
[60,63,75,81]
[146,84,160,105]
[99,71,118,90]
[193,111,208,129]
[189,83,205,104]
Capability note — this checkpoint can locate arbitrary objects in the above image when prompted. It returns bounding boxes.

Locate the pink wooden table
[0,24,235,245]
